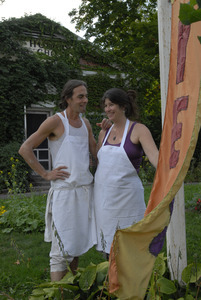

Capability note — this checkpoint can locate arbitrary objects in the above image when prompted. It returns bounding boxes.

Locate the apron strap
[102,119,130,148]
[80,114,89,137]
[63,111,88,137]
[120,119,130,148]
[63,110,70,135]
[103,125,114,146]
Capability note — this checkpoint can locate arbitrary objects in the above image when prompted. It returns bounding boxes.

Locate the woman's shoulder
[130,122,151,143]
[132,122,149,132]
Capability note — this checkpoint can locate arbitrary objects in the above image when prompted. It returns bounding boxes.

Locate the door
[26,111,51,171]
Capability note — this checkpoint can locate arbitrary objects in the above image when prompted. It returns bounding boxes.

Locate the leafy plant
[147,253,201,299]
[0,142,31,193]
[195,198,201,211]
[139,156,156,185]
[0,157,29,195]
[185,192,201,213]
[30,261,113,300]
[0,205,6,216]
[29,254,201,300]
[0,193,46,233]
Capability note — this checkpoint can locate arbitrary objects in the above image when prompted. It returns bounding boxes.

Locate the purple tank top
[104,122,143,173]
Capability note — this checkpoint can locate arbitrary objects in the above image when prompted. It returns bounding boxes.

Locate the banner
[108,1,201,299]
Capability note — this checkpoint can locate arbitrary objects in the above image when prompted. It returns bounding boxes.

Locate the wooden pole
[157,0,187,282]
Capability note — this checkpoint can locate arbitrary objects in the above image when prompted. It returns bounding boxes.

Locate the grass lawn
[0,183,200,299]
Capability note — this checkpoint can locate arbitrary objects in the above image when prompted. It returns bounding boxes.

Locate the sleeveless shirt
[48,121,86,166]
[104,122,143,173]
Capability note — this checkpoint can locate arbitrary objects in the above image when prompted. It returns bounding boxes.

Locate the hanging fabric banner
[108,0,201,299]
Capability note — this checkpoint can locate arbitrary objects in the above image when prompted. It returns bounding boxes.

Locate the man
[19,79,107,281]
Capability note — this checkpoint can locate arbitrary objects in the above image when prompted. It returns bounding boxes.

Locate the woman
[94,88,159,255]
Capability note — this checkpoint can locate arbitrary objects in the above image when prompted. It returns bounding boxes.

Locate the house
[0,14,125,175]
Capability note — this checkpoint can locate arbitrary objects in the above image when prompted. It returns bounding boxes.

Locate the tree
[69,0,161,144]
[69,0,158,80]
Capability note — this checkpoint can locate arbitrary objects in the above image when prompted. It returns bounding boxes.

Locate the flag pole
[157,0,187,282]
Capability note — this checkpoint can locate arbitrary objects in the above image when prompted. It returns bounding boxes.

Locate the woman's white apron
[94,119,145,254]
[45,111,97,257]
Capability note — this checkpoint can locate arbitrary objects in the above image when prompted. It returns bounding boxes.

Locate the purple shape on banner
[149,199,175,256]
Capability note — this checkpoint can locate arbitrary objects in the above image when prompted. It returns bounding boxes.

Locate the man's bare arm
[19,116,70,181]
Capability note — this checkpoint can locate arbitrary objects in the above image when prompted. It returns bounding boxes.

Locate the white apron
[45,111,97,257]
[94,119,146,254]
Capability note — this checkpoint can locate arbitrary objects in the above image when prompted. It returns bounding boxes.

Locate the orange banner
[108,1,201,299]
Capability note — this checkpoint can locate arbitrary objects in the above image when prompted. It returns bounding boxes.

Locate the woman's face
[104,98,124,122]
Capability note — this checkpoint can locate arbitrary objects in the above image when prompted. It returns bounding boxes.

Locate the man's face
[67,85,88,114]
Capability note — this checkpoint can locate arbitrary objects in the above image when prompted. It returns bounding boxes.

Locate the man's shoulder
[82,116,90,127]
[40,114,62,132]
[47,113,61,124]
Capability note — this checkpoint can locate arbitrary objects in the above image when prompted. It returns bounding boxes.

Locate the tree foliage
[69,0,161,144]
[69,0,159,84]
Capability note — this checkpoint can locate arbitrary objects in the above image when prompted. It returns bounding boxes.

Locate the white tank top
[48,115,87,164]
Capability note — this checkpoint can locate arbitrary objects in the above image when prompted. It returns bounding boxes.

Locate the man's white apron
[45,111,97,257]
[94,119,146,254]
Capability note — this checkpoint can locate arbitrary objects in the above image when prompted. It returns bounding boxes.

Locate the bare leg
[50,257,79,280]
[70,257,79,275]
[50,270,67,282]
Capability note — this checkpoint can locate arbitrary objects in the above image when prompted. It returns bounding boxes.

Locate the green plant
[147,252,177,298]
[147,252,201,299]
[0,193,46,233]
[0,205,6,217]
[139,156,156,185]
[185,192,201,212]
[0,142,31,193]
[29,254,201,300]
[195,198,201,212]
[185,160,201,183]
[182,261,201,299]
[30,261,114,300]
[1,157,29,195]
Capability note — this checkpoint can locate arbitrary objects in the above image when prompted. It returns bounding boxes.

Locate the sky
[0,0,85,37]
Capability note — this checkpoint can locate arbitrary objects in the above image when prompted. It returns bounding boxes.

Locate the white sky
[0,0,85,37]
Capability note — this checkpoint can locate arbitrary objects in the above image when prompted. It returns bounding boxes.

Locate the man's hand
[43,166,70,181]
[96,118,112,130]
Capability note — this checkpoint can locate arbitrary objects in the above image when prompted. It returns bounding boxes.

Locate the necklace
[113,136,116,141]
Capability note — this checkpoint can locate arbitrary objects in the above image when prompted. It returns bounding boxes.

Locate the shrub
[185,160,201,183]
[0,142,31,193]
[139,156,156,184]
